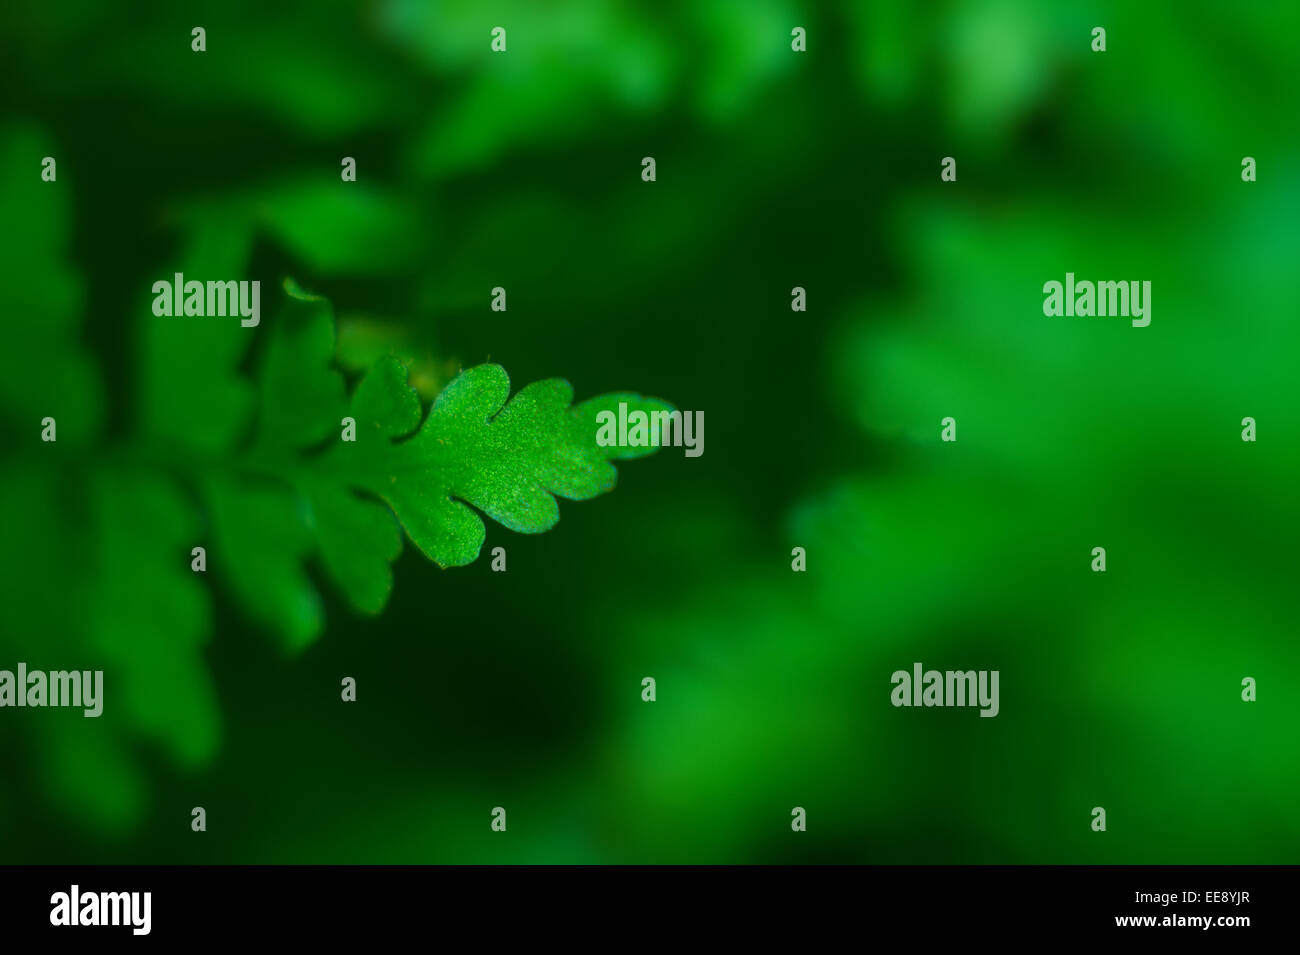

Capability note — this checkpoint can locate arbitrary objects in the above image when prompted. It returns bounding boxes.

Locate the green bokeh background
[1,0,1297,863]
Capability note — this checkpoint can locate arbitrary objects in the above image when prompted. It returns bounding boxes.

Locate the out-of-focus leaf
[0,126,102,446]
[181,178,429,277]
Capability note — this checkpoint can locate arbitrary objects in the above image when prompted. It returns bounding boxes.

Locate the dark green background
[1,0,1296,863]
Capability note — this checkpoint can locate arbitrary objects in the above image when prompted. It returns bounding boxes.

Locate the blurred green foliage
[1,0,1297,862]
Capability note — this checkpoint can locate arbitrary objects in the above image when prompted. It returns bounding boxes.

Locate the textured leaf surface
[215,282,673,646]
